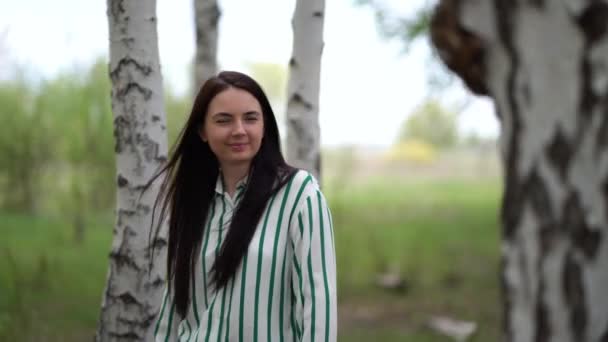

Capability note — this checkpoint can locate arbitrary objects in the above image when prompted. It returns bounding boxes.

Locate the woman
[150,71,337,342]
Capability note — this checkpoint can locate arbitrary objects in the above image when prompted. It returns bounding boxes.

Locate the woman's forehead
[209,88,261,111]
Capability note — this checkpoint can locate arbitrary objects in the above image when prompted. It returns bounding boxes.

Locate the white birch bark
[97,0,169,340]
[432,1,608,341]
[193,0,220,93]
[285,0,325,181]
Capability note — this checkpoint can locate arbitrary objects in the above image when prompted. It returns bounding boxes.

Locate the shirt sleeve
[290,185,337,342]
[154,285,179,342]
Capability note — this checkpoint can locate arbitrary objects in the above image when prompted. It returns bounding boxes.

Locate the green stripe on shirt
[306,197,316,341]
[201,200,217,307]
[253,193,278,341]
[267,177,294,341]
[317,191,331,342]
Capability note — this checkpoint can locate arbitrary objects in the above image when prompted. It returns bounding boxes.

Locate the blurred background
[0,0,502,340]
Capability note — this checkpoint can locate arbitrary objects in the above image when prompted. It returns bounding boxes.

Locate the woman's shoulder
[287,169,322,198]
[290,169,318,186]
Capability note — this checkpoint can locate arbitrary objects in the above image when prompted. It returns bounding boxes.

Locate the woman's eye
[245,117,258,122]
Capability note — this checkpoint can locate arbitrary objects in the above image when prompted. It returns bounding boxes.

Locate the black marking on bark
[563,252,587,340]
[289,93,313,111]
[579,53,596,122]
[563,192,601,260]
[112,226,139,272]
[140,312,159,329]
[151,115,161,122]
[119,37,135,49]
[136,133,160,162]
[289,57,297,67]
[110,250,140,271]
[118,291,141,306]
[124,225,137,237]
[527,171,554,221]
[110,57,153,80]
[137,204,151,215]
[108,331,140,340]
[575,3,608,132]
[116,209,136,229]
[495,0,523,242]
[114,116,132,153]
[535,281,550,342]
[601,324,608,342]
[116,82,153,101]
[313,11,323,18]
[546,129,573,181]
[529,0,545,9]
[288,115,315,162]
[539,223,559,254]
[117,174,129,188]
[109,0,125,20]
[145,237,166,259]
[576,3,608,45]
[195,2,221,46]
[146,275,165,290]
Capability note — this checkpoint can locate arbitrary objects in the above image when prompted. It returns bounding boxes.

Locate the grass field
[0,176,502,341]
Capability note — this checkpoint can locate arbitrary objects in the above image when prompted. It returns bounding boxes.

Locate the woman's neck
[220,163,250,198]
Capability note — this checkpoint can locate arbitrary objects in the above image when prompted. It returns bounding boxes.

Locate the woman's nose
[232,120,246,135]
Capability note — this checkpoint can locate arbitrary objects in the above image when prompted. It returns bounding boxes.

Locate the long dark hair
[147,71,296,317]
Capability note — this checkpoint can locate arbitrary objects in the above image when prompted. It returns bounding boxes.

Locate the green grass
[0,177,502,341]
[0,212,114,341]
[328,177,502,341]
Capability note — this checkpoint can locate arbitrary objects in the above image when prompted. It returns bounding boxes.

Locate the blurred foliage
[246,61,289,136]
[354,0,460,93]
[398,100,458,149]
[165,87,191,146]
[246,62,287,104]
[354,0,435,52]
[0,77,54,212]
[0,59,190,223]
[384,139,437,164]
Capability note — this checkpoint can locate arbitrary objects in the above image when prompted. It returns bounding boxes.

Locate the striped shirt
[154,170,337,342]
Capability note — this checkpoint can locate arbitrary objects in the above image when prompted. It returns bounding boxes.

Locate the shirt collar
[214,173,249,195]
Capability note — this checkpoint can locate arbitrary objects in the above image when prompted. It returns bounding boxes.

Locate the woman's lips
[229,143,248,152]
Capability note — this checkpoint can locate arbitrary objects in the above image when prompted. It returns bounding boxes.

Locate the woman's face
[200,87,265,169]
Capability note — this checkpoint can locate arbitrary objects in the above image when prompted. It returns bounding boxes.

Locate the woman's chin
[220,155,254,167]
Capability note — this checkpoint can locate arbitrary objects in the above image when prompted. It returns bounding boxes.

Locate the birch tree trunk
[285,0,325,181]
[97,0,169,340]
[431,1,608,341]
[193,0,220,93]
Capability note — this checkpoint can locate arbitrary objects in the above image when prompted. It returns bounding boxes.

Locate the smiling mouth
[229,143,248,151]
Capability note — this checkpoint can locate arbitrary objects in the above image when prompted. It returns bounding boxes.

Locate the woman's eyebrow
[211,112,232,118]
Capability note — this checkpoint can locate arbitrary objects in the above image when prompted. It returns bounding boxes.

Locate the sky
[0,0,499,147]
